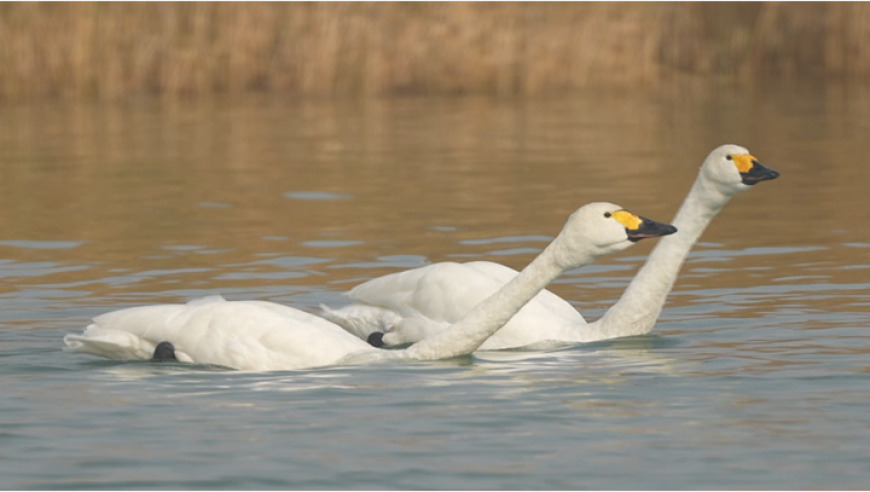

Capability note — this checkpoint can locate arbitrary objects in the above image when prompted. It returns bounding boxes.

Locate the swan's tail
[64,324,154,361]
[63,324,194,363]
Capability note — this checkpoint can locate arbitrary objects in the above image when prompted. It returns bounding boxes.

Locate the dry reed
[0,2,868,101]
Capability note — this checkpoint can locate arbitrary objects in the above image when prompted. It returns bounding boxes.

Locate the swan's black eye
[604,212,612,218]
[725,155,733,160]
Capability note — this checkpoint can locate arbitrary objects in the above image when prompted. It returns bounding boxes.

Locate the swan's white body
[64,202,674,371]
[329,261,586,349]
[65,296,370,371]
[322,144,779,349]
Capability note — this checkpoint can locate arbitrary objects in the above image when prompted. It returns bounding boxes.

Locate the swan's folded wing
[64,303,196,362]
[464,261,587,324]
[64,325,167,362]
[65,297,369,371]
[342,261,588,349]
[348,262,500,324]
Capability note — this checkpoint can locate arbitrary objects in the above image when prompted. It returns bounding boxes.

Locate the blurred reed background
[1,2,869,101]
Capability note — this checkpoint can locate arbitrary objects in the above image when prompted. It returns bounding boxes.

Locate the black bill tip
[741,160,780,186]
[627,218,678,243]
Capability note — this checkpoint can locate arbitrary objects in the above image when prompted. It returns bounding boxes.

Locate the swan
[63,202,676,371]
[322,144,780,349]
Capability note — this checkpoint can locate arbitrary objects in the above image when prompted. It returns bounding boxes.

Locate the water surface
[2,85,870,489]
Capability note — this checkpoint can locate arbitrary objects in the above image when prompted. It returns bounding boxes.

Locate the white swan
[322,144,780,349]
[63,202,676,371]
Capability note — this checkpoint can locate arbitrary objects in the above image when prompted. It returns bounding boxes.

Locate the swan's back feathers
[347,263,479,322]
[332,261,587,349]
[464,262,585,323]
[65,296,372,371]
[348,261,582,323]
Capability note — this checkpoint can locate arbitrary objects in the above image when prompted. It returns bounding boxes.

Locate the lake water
[2,83,870,489]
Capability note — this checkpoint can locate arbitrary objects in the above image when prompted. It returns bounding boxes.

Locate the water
[3,84,870,489]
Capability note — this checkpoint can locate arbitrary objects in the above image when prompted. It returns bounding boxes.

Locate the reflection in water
[2,84,870,489]
[3,86,870,361]
[3,85,870,302]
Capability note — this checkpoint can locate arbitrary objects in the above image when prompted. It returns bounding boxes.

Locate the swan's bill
[728,154,781,186]
[608,210,678,243]
[609,209,643,230]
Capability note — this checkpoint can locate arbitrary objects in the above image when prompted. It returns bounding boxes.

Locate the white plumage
[329,261,584,348]
[64,202,676,371]
[64,296,370,371]
[322,144,780,350]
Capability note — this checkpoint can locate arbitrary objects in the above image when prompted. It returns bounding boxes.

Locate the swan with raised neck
[64,202,675,371]
[589,144,779,339]
[322,144,779,349]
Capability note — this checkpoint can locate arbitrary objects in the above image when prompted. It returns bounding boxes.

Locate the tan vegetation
[1,2,868,100]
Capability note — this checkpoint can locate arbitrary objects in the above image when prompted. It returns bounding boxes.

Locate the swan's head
[701,144,780,194]
[552,202,677,268]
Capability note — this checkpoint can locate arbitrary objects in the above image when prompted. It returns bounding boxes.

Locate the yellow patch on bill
[611,209,643,230]
[731,154,758,174]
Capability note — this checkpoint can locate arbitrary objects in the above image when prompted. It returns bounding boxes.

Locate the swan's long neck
[590,175,735,338]
[403,240,577,360]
